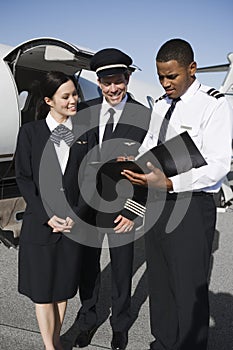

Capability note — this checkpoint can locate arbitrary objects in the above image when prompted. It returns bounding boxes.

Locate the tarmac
[1,208,233,350]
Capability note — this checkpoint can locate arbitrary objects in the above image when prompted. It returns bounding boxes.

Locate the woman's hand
[48,215,74,233]
[63,217,75,232]
[113,215,134,233]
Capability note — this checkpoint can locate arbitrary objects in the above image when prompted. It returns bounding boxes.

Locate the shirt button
[60,187,65,192]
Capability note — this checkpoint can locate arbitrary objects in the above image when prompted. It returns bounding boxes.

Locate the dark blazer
[78,94,151,158]
[15,118,97,245]
[77,94,151,229]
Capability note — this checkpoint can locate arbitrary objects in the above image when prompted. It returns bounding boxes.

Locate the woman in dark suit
[15,71,95,350]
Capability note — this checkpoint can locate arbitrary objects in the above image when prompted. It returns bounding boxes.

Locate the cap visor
[97,67,128,78]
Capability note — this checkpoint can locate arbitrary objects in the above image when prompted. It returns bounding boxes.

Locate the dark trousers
[77,232,134,332]
[145,192,216,350]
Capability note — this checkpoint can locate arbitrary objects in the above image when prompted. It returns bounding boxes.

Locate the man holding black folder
[123,39,233,350]
[72,48,151,350]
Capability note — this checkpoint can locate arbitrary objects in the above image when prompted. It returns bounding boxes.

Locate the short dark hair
[156,38,194,67]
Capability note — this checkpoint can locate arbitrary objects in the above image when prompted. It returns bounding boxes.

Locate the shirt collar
[102,94,128,116]
[46,112,73,132]
[180,79,201,103]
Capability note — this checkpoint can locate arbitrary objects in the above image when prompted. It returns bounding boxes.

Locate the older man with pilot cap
[69,48,151,350]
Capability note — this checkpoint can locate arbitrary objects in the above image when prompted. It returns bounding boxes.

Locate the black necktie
[157,98,180,145]
[102,108,115,143]
[50,124,74,147]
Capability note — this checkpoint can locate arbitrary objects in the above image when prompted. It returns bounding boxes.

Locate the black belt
[149,191,214,201]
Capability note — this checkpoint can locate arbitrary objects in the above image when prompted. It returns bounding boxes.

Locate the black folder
[91,131,207,180]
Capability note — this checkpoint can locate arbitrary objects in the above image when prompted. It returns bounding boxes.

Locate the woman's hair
[35,71,77,119]
[156,38,194,67]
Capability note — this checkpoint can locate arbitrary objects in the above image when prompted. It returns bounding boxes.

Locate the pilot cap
[90,48,133,78]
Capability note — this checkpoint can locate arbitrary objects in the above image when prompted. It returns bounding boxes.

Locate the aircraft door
[0,60,20,162]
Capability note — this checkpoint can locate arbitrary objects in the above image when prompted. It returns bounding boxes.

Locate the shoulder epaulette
[155,93,167,103]
[207,88,225,99]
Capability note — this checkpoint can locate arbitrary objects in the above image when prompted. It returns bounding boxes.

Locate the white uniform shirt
[99,95,127,148]
[139,79,233,193]
[46,113,73,174]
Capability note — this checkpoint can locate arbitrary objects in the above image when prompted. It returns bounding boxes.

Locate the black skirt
[18,234,83,303]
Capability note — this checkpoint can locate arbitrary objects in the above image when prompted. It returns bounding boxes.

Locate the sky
[0,0,232,97]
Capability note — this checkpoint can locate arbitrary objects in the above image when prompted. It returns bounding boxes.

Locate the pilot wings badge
[124,142,136,146]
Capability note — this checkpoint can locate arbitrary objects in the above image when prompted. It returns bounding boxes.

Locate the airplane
[0,37,232,248]
[196,52,233,108]
[196,53,233,209]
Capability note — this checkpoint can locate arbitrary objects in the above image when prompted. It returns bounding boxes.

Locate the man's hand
[113,215,134,233]
[122,162,173,190]
[116,155,135,161]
